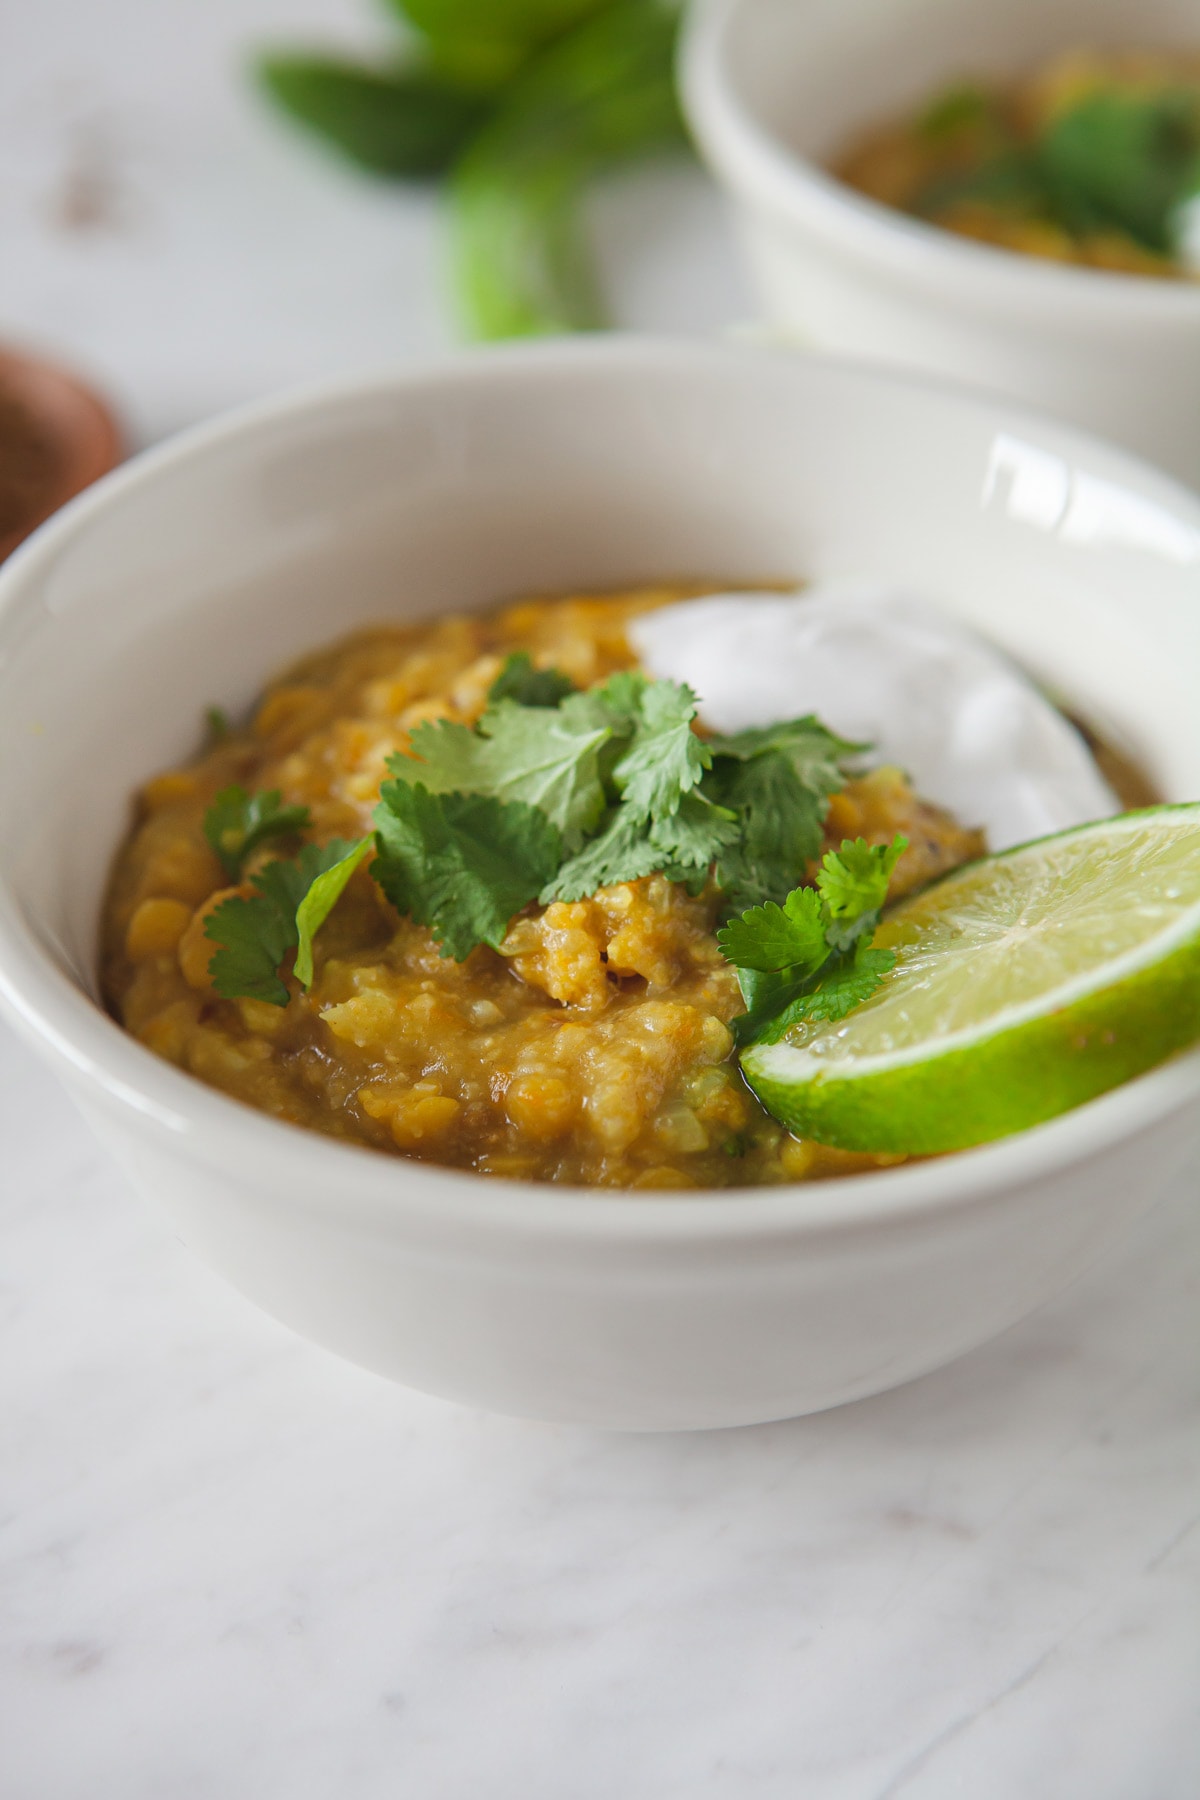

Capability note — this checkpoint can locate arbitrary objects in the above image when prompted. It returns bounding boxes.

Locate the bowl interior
[1,343,1199,1013]
[713,0,1199,163]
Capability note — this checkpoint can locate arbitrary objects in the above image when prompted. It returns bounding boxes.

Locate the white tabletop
[2,5,1198,1796]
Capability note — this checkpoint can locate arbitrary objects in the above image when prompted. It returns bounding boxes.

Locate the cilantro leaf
[293,836,374,988]
[704,718,862,914]
[726,965,804,1046]
[203,785,312,882]
[720,835,907,1048]
[715,885,827,975]
[818,836,907,949]
[391,719,483,790]
[542,790,737,904]
[380,671,730,930]
[649,790,739,885]
[751,942,897,1046]
[396,695,611,849]
[205,894,295,1007]
[487,651,577,708]
[542,806,663,903]
[707,716,864,777]
[610,678,710,822]
[706,755,826,914]
[912,85,1200,258]
[538,682,725,899]
[577,668,648,733]
[373,780,561,960]
[205,838,364,1005]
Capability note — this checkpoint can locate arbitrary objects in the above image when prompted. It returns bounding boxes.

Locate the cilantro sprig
[199,661,869,1007]
[717,836,907,1048]
[204,838,367,1006]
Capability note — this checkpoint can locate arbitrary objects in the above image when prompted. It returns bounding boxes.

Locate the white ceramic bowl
[682,0,1200,488]
[2,339,1200,1431]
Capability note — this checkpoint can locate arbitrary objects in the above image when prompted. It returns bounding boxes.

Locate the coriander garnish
[717,837,907,1047]
[200,672,878,1021]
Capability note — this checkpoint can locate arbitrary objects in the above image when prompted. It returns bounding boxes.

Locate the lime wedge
[741,805,1200,1155]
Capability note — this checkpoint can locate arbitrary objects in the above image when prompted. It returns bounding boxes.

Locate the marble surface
[2,3,1200,1795]
[5,1019,1200,1800]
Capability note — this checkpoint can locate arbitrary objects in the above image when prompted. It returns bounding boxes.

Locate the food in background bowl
[681,1,1200,487]
[103,579,1197,1190]
[833,48,1200,278]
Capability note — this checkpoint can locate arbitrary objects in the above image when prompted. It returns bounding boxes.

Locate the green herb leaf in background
[203,785,312,882]
[448,0,687,337]
[914,147,1046,222]
[204,705,231,743]
[256,55,490,176]
[1039,88,1200,253]
[916,81,998,143]
[395,0,606,46]
[390,0,610,56]
[911,76,1200,261]
[256,0,686,340]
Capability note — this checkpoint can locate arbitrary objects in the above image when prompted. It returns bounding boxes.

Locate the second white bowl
[682,0,1200,488]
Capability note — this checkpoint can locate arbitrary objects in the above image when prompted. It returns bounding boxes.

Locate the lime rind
[740,805,1200,1155]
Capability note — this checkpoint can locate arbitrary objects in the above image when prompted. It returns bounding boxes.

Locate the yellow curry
[102,588,986,1189]
[833,48,1200,278]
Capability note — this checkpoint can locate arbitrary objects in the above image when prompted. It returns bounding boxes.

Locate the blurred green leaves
[1039,89,1200,255]
[450,2,685,337]
[389,0,610,57]
[258,57,489,176]
[913,82,1200,259]
[254,0,687,338]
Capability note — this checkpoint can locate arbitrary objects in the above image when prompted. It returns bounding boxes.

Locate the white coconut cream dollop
[628,585,1118,852]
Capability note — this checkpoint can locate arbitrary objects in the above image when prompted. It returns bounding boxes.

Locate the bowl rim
[681,0,1200,321]
[2,333,1200,1247]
